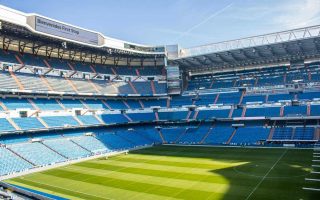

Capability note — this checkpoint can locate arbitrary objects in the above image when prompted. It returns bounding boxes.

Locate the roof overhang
[169,25,320,74]
[0,5,166,56]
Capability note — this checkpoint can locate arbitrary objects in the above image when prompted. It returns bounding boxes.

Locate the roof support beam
[215,53,232,63]
[45,46,54,58]
[2,37,11,51]
[253,47,267,58]
[240,49,256,60]
[226,51,241,62]
[203,55,218,64]
[193,57,207,65]
[183,58,197,67]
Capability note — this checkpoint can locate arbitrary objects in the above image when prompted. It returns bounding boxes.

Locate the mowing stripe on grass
[12,174,181,200]
[62,165,234,193]
[40,168,228,200]
[73,161,257,187]
[8,178,111,200]
[87,159,233,176]
[113,156,243,169]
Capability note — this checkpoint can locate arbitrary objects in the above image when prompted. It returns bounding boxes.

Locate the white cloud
[274,0,320,29]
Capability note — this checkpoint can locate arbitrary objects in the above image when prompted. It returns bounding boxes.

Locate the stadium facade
[0,5,320,198]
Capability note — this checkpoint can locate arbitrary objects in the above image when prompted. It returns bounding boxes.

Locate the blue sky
[1,0,320,47]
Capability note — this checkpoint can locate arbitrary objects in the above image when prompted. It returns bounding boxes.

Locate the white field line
[245,149,288,200]
[305,178,320,182]
[11,178,113,200]
[302,187,320,191]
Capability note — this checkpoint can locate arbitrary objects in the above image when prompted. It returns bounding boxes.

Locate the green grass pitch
[5,145,319,200]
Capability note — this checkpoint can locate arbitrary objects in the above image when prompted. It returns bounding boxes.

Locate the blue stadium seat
[33,99,62,110]
[77,115,102,125]
[284,106,307,117]
[1,98,33,110]
[230,127,269,145]
[12,117,45,130]
[0,147,33,176]
[246,106,280,117]
[71,136,110,154]
[43,139,91,159]
[272,127,293,140]
[105,100,127,110]
[126,112,156,122]
[60,99,85,109]
[0,118,16,132]
[204,126,234,144]
[95,132,135,150]
[161,127,185,143]
[99,114,129,124]
[293,127,314,140]
[82,99,105,110]
[310,104,320,116]
[42,116,79,128]
[197,109,230,119]
[125,99,142,109]
[158,111,188,121]
[177,124,211,144]
[9,142,66,166]
[216,92,241,105]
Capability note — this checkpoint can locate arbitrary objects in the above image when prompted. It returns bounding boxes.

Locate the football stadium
[0,2,319,200]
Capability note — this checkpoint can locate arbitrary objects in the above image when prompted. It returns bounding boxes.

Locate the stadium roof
[0,5,165,56]
[169,25,320,73]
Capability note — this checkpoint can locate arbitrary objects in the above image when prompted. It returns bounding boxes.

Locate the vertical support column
[241,106,247,117]
[226,129,237,144]
[27,99,40,110]
[193,110,199,120]
[268,128,275,140]
[9,70,24,90]
[14,54,24,65]
[228,106,234,118]
[73,115,84,126]
[6,118,21,130]
[39,75,54,91]
[128,81,138,94]
[239,91,245,105]
[307,103,311,116]
[150,80,156,95]
[200,124,214,144]
[138,100,145,109]
[167,98,171,108]
[122,100,131,109]
[280,106,284,117]
[291,127,296,140]
[214,93,220,104]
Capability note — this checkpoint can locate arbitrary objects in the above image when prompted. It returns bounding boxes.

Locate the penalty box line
[245,149,288,200]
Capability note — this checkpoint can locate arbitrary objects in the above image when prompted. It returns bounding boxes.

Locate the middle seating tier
[0,71,167,96]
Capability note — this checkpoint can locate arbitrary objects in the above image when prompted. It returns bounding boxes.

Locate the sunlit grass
[5,146,315,200]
